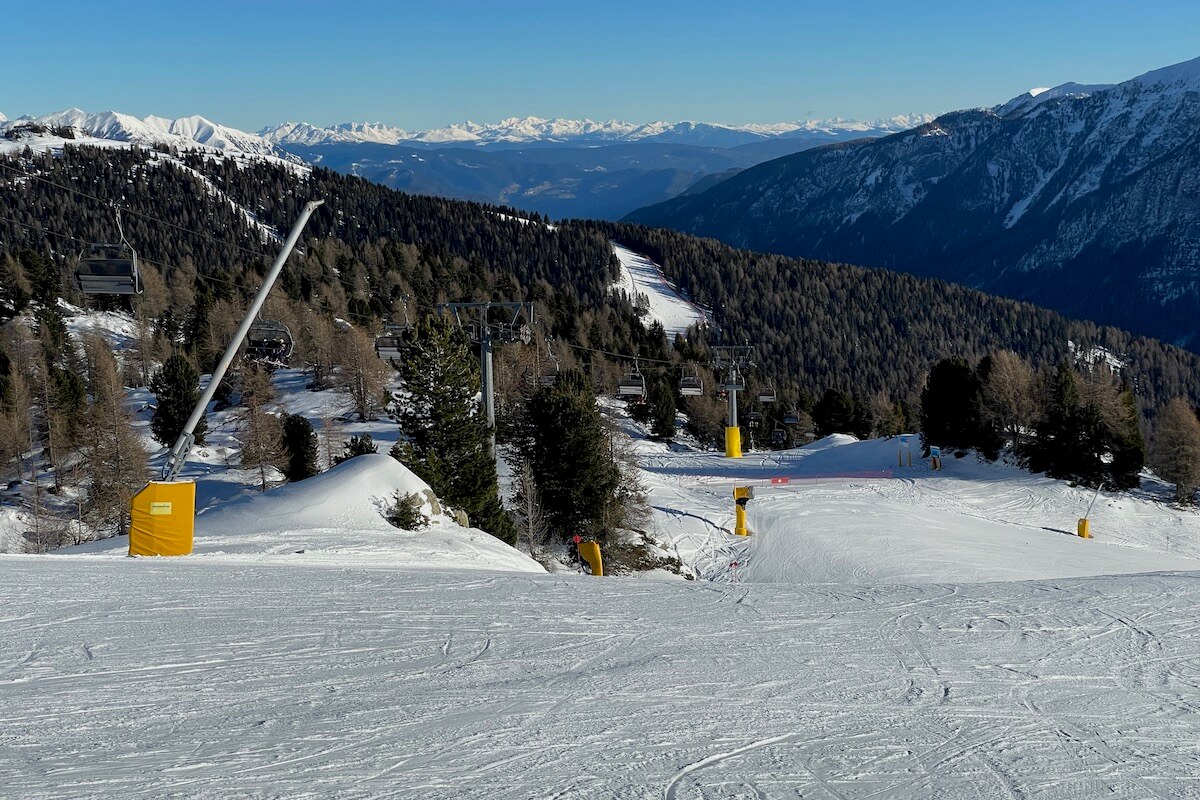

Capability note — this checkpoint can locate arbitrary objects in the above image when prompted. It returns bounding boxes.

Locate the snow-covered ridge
[0,108,300,164]
[995,81,1113,116]
[260,114,934,147]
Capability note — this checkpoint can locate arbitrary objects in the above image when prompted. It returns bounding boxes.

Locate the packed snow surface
[7,420,1200,795]
[5,288,1200,797]
[612,242,709,337]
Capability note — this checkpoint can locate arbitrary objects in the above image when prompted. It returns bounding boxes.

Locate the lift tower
[438,302,534,454]
[712,345,754,458]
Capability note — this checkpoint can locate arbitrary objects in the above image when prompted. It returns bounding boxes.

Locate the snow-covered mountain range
[1,108,929,155]
[259,114,931,148]
[0,108,299,165]
[0,108,932,219]
[627,55,1200,348]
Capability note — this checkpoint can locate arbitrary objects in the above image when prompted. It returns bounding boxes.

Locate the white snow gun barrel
[162,200,324,482]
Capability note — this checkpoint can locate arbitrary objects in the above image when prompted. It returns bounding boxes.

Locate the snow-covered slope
[636,433,1200,584]
[260,114,933,148]
[74,454,543,573]
[611,242,709,336]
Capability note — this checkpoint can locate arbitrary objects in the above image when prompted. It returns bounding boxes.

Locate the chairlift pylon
[75,206,142,296]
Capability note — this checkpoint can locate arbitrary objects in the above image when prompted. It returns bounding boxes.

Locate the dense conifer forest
[6,144,1200,551]
[4,145,1200,416]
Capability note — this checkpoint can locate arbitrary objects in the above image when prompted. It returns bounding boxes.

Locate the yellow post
[733,486,753,536]
[1077,518,1091,539]
[725,426,742,458]
[129,481,196,556]
[578,540,603,576]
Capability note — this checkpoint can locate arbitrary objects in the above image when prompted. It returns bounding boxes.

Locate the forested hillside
[4,144,1200,417]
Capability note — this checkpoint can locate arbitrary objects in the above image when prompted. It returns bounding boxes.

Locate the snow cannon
[578,540,604,576]
[129,481,196,556]
[734,486,754,536]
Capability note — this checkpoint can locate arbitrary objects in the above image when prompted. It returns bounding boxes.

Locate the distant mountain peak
[259,114,932,148]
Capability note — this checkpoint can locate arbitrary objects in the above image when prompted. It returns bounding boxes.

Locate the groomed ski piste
[6,251,1200,797]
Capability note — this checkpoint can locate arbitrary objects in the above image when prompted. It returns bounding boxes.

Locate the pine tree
[280,413,319,481]
[149,355,206,447]
[921,357,992,454]
[81,335,148,537]
[390,316,514,543]
[1150,398,1200,503]
[520,370,619,541]
[335,433,378,464]
[1030,362,1085,480]
[648,378,676,440]
[813,388,857,437]
[1106,382,1145,490]
[233,366,283,492]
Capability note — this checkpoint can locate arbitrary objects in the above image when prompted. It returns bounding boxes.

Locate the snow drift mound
[73,455,544,573]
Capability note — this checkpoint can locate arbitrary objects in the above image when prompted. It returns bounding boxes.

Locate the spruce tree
[390,316,514,544]
[520,370,619,540]
[1106,383,1145,489]
[149,355,206,448]
[336,434,379,464]
[648,378,676,440]
[281,413,319,481]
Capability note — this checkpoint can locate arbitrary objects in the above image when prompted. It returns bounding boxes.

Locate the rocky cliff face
[627,58,1200,348]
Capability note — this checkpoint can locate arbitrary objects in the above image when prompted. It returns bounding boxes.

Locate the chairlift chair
[374,323,408,361]
[724,370,746,392]
[617,360,647,397]
[748,411,764,427]
[783,410,801,426]
[76,206,143,296]
[679,365,703,396]
[770,427,786,446]
[245,320,294,363]
[758,383,777,403]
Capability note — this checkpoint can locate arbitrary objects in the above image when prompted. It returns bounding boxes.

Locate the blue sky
[4,1,1199,131]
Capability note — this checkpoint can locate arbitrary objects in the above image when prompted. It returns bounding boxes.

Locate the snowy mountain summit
[0,108,299,163]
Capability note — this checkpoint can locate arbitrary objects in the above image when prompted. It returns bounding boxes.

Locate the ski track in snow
[3,560,1200,798]
[8,388,1200,795]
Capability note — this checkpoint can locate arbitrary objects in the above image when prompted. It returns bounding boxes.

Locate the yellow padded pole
[1077,518,1091,539]
[725,426,742,458]
[129,481,196,556]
